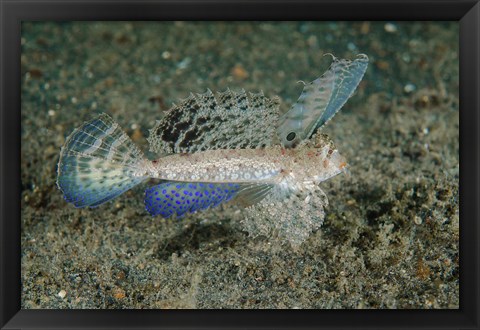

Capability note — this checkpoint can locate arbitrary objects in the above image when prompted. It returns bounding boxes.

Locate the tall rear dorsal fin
[147,89,280,154]
[277,54,369,148]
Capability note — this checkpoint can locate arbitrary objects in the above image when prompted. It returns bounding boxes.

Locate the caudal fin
[57,113,150,208]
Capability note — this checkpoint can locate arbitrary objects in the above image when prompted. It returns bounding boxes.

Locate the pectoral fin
[241,184,329,247]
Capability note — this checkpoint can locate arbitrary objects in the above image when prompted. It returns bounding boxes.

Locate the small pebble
[57,290,67,299]
[231,64,249,80]
[131,128,143,142]
[103,77,115,88]
[307,35,318,48]
[384,23,398,33]
[176,57,191,70]
[28,68,43,79]
[347,42,357,51]
[404,83,416,93]
[414,215,423,225]
[113,287,126,299]
[360,22,370,34]
[376,61,390,70]
[161,51,171,60]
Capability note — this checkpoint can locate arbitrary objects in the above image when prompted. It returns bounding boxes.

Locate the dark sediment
[21,21,458,308]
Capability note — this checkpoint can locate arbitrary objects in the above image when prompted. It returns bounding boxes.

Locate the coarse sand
[21,21,458,309]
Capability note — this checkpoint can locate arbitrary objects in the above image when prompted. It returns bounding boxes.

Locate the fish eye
[286,132,296,141]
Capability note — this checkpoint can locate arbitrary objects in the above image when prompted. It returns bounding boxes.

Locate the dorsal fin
[277,54,369,148]
[147,89,280,154]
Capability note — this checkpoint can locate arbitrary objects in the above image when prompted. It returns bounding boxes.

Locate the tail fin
[57,113,150,208]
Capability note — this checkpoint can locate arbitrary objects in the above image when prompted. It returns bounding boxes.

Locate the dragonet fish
[57,54,368,246]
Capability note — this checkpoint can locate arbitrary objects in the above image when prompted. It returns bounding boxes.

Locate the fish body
[149,139,345,186]
[57,53,368,246]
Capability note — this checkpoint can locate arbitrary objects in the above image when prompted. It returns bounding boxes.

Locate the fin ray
[147,90,280,154]
[144,181,242,217]
[233,183,274,207]
[317,53,369,128]
[277,54,369,147]
[241,184,329,247]
[57,113,149,208]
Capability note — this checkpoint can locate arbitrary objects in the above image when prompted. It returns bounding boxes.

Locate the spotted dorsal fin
[147,89,280,154]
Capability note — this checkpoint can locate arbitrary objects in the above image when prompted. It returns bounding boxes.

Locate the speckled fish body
[149,142,346,186]
[57,53,367,246]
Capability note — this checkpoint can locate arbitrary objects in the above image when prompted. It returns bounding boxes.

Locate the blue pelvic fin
[144,181,244,218]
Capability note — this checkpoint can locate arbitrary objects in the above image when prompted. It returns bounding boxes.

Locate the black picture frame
[1,0,478,329]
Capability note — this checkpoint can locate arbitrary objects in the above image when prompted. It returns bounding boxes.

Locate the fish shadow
[155,221,239,260]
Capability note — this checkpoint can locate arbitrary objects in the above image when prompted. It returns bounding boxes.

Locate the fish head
[310,133,348,182]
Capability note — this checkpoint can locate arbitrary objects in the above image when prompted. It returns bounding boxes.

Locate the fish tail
[57,113,150,208]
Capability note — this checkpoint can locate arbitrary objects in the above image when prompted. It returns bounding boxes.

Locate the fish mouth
[328,150,349,176]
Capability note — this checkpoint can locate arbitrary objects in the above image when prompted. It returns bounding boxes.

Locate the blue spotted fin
[57,113,150,207]
[144,181,273,218]
[277,54,369,147]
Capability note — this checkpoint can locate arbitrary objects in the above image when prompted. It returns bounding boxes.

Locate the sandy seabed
[21,21,458,309]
